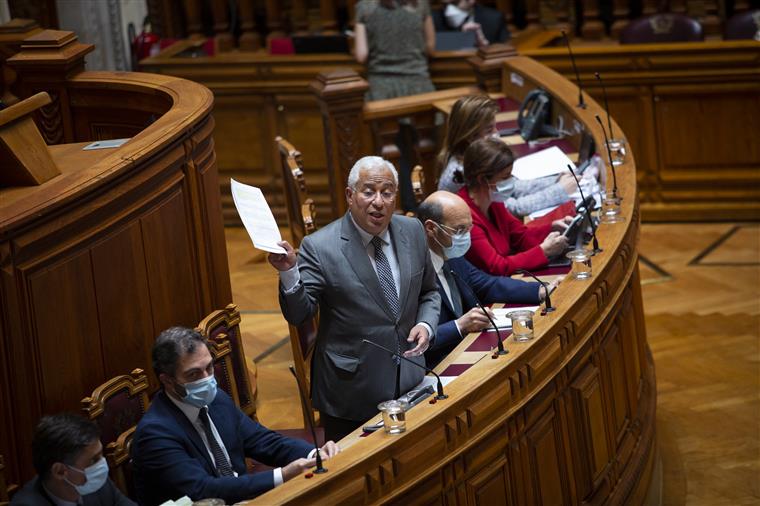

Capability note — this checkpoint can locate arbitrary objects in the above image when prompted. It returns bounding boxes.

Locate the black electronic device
[288,366,327,474]
[516,269,556,314]
[568,164,602,254]
[517,89,559,141]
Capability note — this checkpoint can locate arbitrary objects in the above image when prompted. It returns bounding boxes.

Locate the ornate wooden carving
[309,69,368,217]
[468,43,518,93]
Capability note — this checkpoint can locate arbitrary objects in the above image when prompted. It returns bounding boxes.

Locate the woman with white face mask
[456,137,571,276]
[437,95,578,218]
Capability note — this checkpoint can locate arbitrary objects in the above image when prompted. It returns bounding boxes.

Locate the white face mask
[444,4,470,28]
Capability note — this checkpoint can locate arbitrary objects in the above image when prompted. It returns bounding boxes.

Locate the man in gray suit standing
[269,156,441,442]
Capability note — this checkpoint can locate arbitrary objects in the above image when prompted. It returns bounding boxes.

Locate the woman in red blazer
[457,138,571,275]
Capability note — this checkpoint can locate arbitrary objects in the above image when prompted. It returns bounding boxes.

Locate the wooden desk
[249,56,655,505]
[0,67,232,487]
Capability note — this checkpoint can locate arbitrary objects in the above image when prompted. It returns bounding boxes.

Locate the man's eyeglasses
[357,189,396,202]
[435,222,472,237]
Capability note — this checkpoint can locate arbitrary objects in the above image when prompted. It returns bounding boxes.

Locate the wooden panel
[28,250,105,412]
[140,185,200,331]
[526,406,566,506]
[90,222,155,383]
[466,457,512,506]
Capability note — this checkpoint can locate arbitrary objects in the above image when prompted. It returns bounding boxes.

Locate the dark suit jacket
[432,3,510,44]
[132,390,313,505]
[425,256,540,367]
[279,213,440,422]
[10,476,134,506]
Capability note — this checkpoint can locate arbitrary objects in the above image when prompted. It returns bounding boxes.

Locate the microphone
[447,268,508,356]
[561,30,586,109]
[288,366,327,474]
[362,339,448,399]
[567,163,602,254]
[595,115,619,198]
[594,72,614,140]
[516,269,555,315]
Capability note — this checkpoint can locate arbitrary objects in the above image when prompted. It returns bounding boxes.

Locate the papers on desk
[490,306,540,329]
[512,146,575,180]
[230,179,286,254]
[82,138,129,150]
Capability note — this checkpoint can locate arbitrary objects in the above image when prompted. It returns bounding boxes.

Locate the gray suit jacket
[279,213,441,421]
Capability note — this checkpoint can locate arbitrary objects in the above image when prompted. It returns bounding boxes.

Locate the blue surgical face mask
[179,374,217,408]
[65,457,109,496]
[435,224,471,259]
[490,177,516,202]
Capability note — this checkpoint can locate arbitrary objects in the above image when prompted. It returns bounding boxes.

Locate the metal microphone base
[541,306,556,316]
[495,349,509,356]
[314,467,328,474]
[436,394,449,400]
[577,102,587,109]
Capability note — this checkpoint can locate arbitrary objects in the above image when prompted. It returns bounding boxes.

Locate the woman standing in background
[354,0,436,100]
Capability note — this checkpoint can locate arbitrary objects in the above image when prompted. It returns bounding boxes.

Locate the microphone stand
[594,72,614,139]
[288,366,327,474]
[562,31,586,109]
[567,164,602,254]
[362,339,448,400]
[595,115,620,199]
[447,269,508,356]
[515,269,556,315]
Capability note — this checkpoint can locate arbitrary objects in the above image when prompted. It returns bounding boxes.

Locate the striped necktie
[198,407,235,477]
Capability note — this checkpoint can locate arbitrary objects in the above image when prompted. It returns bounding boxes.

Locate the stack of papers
[512,146,575,180]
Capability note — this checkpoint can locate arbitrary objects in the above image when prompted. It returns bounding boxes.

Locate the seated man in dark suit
[418,191,559,367]
[432,0,510,47]
[11,413,135,506]
[132,327,339,505]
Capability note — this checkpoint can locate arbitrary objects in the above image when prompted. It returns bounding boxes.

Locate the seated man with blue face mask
[11,413,134,506]
[418,191,559,367]
[132,327,339,505]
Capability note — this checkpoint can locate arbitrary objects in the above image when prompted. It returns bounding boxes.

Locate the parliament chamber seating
[620,13,705,44]
[724,9,760,40]
[245,54,656,505]
[80,369,151,497]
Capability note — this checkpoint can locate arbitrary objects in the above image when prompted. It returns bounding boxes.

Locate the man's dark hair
[152,326,208,378]
[32,413,100,478]
[416,199,445,224]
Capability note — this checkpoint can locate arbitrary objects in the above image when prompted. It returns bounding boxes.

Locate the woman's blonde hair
[438,95,499,175]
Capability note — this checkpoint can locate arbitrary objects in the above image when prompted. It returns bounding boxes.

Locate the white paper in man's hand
[512,146,575,180]
[230,179,286,254]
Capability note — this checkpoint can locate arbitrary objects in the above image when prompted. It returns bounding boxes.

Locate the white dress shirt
[429,250,464,338]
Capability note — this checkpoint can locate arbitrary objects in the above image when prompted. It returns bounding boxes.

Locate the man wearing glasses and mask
[417,191,560,367]
[269,156,440,443]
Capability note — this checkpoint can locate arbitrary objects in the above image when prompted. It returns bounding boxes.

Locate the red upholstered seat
[620,13,704,44]
[724,9,760,40]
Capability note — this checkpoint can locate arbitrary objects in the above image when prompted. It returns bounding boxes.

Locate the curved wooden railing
[0,30,231,488]
[251,56,655,504]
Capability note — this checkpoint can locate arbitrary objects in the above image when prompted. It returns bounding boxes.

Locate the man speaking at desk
[269,156,440,442]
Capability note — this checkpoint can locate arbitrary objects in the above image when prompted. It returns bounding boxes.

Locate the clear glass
[606,138,627,166]
[508,310,535,342]
[378,399,408,434]
[600,192,624,224]
[567,249,593,279]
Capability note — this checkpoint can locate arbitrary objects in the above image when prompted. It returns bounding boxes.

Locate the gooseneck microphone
[362,339,449,400]
[567,164,602,254]
[447,269,508,356]
[515,269,556,315]
[562,31,586,109]
[595,115,619,197]
[594,72,614,140]
[288,366,327,474]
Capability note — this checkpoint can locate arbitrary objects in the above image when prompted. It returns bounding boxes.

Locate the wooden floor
[225,222,760,505]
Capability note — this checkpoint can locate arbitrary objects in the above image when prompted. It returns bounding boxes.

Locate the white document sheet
[512,146,575,180]
[490,306,540,329]
[230,179,286,254]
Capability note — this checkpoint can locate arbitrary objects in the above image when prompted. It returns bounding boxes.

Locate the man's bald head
[417,191,473,255]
